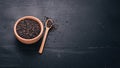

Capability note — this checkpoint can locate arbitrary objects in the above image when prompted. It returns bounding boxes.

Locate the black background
[0,0,120,68]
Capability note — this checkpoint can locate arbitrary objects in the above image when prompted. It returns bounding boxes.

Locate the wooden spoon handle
[39,28,49,54]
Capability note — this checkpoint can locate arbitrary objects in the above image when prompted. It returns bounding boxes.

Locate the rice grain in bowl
[14,16,44,44]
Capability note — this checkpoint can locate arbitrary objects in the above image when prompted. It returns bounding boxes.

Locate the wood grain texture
[0,0,120,68]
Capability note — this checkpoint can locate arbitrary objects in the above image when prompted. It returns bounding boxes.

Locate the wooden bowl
[14,16,44,44]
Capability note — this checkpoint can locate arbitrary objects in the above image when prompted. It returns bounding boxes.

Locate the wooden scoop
[39,19,53,54]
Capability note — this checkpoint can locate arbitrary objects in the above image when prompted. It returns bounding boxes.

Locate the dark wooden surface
[0,0,120,68]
